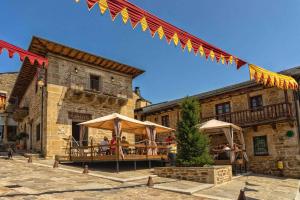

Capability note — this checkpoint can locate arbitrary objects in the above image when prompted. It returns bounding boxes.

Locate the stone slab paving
[0,157,208,200]
[194,174,300,200]
[26,157,156,181]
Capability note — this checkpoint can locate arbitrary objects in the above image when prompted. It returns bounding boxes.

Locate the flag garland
[0,40,48,66]
[249,64,298,90]
[81,0,299,90]
[85,0,247,69]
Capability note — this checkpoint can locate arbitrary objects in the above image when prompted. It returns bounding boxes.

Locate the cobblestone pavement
[194,174,300,200]
[1,156,299,200]
[0,157,207,200]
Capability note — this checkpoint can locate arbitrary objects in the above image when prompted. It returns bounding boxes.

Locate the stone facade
[0,72,18,104]
[16,54,143,158]
[10,38,146,159]
[136,71,300,178]
[154,165,232,185]
[0,72,18,143]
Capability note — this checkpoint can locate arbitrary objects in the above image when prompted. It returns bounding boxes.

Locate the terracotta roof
[9,36,144,104]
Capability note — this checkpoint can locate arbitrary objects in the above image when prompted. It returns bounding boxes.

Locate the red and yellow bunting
[0,40,48,66]
[85,0,247,69]
[249,64,298,90]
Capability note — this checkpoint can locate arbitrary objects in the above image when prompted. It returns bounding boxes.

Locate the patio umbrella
[197,119,248,163]
[79,113,146,132]
[143,121,174,155]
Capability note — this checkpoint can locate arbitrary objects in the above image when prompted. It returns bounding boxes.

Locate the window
[36,124,41,141]
[250,95,263,110]
[0,93,6,110]
[215,102,231,121]
[216,102,231,115]
[161,115,170,127]
[90,75,100,91]
[253,136,268,156]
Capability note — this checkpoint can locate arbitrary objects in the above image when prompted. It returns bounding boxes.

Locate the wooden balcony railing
[202,103,293,127]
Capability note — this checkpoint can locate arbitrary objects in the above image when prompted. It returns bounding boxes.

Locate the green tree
[176,97,213,166]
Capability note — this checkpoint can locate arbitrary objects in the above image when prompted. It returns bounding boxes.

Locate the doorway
[72,122,88,146]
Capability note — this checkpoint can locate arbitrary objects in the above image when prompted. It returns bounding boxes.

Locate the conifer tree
[176,97,213,166]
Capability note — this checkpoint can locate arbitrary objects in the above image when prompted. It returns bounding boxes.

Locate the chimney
[135,87,141,97]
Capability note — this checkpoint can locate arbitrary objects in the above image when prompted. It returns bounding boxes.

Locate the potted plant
[16,132,29,150]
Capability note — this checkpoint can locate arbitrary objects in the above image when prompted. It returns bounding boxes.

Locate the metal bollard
[147,176,154,187]
[53,160,59,168]
[83,165,89,174]
[237,189,246,200]
[28,156,32,163]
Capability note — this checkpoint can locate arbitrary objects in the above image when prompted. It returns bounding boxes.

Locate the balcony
[202,103,294,127]
[12,107,29,122]
[64,73,128,107]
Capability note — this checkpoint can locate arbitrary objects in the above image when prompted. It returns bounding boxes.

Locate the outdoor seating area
[197,119,248,173]
[57,113,174,171]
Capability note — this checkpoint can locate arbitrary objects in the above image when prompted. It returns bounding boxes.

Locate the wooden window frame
[89,74,101,92]
[215,102,231,115]
[161,115,170,127]
[253,135,269,156]
[249,95,263,111]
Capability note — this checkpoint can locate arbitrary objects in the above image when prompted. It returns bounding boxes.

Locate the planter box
[154,165,232,185]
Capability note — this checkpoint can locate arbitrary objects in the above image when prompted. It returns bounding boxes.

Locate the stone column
[3,114,8,144]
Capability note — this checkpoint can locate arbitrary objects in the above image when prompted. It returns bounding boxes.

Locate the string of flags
[86,0,247,69]
[0,40,48,67]
[80,0,298,90]
[249,64,298,90]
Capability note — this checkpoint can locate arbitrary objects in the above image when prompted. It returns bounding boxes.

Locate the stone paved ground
[0,157,207,200]
[194,174,300,200]
[0,156,299,200]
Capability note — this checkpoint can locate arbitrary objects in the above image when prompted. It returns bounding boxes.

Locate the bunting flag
[0,40,48,67]
[84,0,247,69]
[249,64,298,90]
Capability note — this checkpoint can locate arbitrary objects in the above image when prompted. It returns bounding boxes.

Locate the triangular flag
[186,39,193,52]
[199,46,204,57]
[107,1,122,21]
[86,0,97,10]
[157,26,165,40]
[98,0,108,14]
[127,9,141,29]
[140,17,148,31]
[229,56,233,64]
[209,50,215,61]
[172,33,179,46]
[216,54,221,63]
[220,55,225,64]
[121,8,129,24]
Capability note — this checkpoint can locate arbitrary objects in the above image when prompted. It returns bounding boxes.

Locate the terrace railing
[202,102,293,127]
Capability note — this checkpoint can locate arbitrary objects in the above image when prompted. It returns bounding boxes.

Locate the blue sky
[1,0,300,103]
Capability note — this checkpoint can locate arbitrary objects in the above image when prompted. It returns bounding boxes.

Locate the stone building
[135,67,300,178]
[0,72,18,144]
[9,36,145,158]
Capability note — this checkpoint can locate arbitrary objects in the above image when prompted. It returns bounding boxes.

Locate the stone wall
[138,86,300,178]
[244,122,300,178]
[154,165,232,185]
[18,73,44,152]
[42,55,138,158]
[0,72,18,110]
[143,108,180,130]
